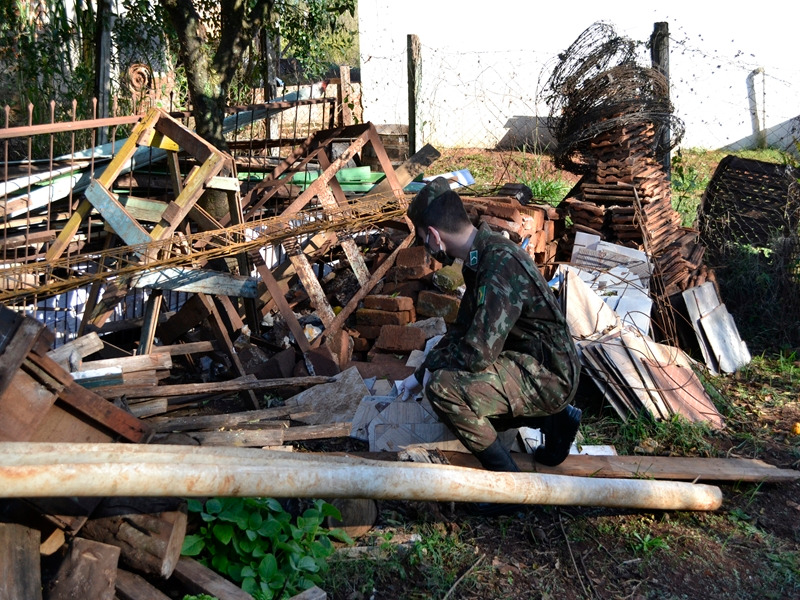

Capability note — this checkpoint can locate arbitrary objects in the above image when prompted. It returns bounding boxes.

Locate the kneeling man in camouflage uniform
[399,177,582,473]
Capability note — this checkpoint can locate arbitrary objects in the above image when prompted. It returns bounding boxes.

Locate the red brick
[373,324,426,353]
[364,294,415,312]
[416,290,461,323]
[356,308,413,327]
[396,246,429,268]
[481,215,523,239]
[484,202,522,225]
[352,336,371,353]
[354,324,382,339]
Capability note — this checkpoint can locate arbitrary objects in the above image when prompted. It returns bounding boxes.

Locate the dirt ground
[318,362,800,600]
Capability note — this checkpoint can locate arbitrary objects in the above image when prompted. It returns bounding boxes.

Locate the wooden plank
[150,341,217,355]
[84,179,152,248]
[78,353,173,374]
[287,250,337,327]
[149,405,305,433]
[115,568,172,600]
[137,290,163,355]
[206,175,241,191]
[44,537,119,600]
[47,332,104,370]
[283,422,352,441]
[0,314,45,399]
[172,557,255,600]
[250,250,311,353]
[441,452,800,482]
[0,521,42,600]
[0,366,61,442]
[187,428,285,446]
[131,266,259,298]
[26,351,151,443]
[119,195,170,223]
[153,112,218,165]
[92,375,332,400]
[150,153,225,241]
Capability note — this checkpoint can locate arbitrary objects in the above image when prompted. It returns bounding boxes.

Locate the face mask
[425,232,454,266]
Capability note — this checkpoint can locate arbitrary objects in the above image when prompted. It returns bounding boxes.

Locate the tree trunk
[79,498,188,579]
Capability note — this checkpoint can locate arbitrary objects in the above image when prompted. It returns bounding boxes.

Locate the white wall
[359,1,800,153]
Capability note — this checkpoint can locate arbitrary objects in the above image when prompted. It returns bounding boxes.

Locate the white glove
[399,373,422,401]
[399,370,432,401]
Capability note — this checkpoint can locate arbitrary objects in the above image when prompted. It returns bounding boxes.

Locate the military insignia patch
[469,249,478,267]
[477,285,486,306]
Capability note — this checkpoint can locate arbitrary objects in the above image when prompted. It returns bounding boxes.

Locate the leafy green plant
[629,531,669,556]
[182,497,352,600]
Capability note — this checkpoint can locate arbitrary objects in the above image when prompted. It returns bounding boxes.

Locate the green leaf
[258,519,281,539]
[240,564,256,577]
[180,534,205,556]
[296,555,320,573]
[185,498,204,513]
[212,523,234,545]
[245,528,258,541]
[263,498,284,513]
[258,554,278,580]
[241,576,258,595]
[205,498,223,515]
[211,552,229,573]
[248,511,263,530]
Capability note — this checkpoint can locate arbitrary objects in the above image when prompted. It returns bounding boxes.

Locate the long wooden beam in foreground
[0,443,721,511]
[442,452,800,483]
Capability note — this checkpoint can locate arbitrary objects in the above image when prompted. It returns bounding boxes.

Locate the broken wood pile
[0,106,795,599]
[559,123,710,296]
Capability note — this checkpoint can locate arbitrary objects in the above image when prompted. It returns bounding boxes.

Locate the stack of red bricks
[353,294,426,356]
[464,197,562,279]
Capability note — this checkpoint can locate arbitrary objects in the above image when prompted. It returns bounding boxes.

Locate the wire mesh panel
[698,156,800,350]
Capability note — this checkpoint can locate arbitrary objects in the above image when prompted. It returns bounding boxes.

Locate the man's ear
[427,226,442,246]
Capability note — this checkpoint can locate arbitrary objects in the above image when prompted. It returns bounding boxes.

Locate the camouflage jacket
[418,223,580,402]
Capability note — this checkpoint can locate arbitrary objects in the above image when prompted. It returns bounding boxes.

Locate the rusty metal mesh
[543,22,684,174]
[698,156,800,351]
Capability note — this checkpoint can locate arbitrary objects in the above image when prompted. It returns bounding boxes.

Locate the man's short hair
[407,177,471,233]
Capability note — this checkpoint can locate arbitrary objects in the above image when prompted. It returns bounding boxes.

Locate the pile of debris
[0,99,795,597]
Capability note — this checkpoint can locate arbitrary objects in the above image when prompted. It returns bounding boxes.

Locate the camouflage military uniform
[416,222,580,453]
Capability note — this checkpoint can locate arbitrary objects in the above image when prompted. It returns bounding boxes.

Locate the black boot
[474,438,520,472]
[534,405,582,467]
[469,439,523,517]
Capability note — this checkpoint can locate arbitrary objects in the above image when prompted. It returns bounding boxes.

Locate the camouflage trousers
[425,351,574,454]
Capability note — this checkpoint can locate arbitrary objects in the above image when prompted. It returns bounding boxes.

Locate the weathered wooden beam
[84,180,152,249]
[172,557,255,600]
[0,522,42,600]
[43,537,119,600]
[92,374,331,400]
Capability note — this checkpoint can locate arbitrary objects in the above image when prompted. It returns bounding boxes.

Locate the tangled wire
[543,22,685,173]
